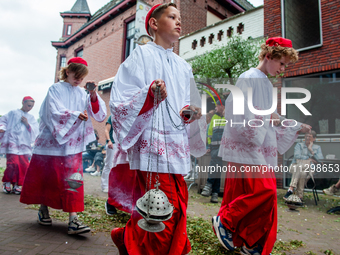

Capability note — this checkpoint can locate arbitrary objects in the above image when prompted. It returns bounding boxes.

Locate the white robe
[33,82,107,156]
[218,68,301,167]
[110,42,206,175]
[0,109,39,155]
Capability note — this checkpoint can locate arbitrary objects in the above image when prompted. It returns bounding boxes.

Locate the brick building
[51,0,254,144]
[264,0,340,188]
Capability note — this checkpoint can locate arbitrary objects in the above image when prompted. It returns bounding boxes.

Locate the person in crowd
[283,130,324,200]
[212,37,312,255]
[20,57,107,235]
[109,3,206,254]
[201,100,226,203]
[0,96,39,194]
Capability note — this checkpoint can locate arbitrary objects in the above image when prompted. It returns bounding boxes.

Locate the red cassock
[20,153,84,212]
[218,162,277,255]
[108,163,138,213]
[2,154,29,186]
[123,170,191,255]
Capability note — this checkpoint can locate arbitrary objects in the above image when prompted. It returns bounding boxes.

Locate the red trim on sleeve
[139,81,156,116]
[91,98,99,114]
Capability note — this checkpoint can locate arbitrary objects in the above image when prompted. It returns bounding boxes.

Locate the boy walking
[212,37,312,255]
[0,97,39,194]
[109,3,205,255]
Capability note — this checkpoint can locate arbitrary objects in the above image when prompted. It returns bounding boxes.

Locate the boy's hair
[147,3,177,37]
[59,62,89,81]
[258,43,299,63]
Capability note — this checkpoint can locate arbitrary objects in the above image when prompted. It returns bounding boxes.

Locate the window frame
[122,15,136,62]
[63,23,73,37]
[60,55,67,68]
[75,47,84,58]
[281,0,323,52]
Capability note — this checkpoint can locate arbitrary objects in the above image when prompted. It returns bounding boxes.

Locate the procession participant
[20,57,107,235]
[0,96,39,194]
[109,3,206,254]
[212,37,312,255]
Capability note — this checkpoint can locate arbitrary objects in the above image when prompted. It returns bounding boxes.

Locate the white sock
[69,215,77,222]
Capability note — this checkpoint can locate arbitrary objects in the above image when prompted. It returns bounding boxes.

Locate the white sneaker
[84,165,95,172]
[102,188,108,193]
[68,217,90,235]
[90,171,101,176]
[3,182,11,194]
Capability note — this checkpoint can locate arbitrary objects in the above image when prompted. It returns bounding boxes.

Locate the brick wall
[264,0,340,78]
[264,0,340,188]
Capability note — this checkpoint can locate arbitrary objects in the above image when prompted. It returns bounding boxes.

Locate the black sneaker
[68,217,90,235]
[37,210,52,226]
[283,190,293,200]
[105,200,117,216]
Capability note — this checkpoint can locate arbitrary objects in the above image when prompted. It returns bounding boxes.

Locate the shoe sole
[212,216,234,251]
[68,227,91,235]
[201,193,211,197]
[105,202,116,216]
[37,219,52,226]
[210,200,218,203]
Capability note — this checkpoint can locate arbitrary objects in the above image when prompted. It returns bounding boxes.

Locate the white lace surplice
[110,42,206,175]
[218,68,301,167]
[33,82,107,156]
[0,109,39,155]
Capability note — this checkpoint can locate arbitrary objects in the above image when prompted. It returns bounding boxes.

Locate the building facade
[264,0,340,188]
[52,0,254,144]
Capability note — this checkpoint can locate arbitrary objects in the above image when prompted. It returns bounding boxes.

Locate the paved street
[0,168,118,255]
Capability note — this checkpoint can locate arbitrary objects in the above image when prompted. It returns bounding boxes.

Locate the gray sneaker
[211,193,219,203]
[37,210,52,226]
[201,183,212,197]
[323,185,340,196]
[68,217,90,235]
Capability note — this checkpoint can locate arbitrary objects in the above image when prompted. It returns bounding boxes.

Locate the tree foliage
[191,36,264,79]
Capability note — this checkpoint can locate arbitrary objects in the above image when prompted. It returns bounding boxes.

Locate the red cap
[67,57,88,66]
[145,4,161,36]
[266,37,293,48]
[23,96,34,102]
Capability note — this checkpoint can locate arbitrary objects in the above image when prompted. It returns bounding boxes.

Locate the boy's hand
[300,123,311,133]
[108,140,114,149]
[0,129,5,133]
[189,105,202,120]
[271,113,281,126]
[21,116,29,127]
[179,105,202,123]
[78,110,88,121]
[85,80,98,102]
[151,79,167,101]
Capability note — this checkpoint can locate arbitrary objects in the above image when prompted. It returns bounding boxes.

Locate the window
[217,30,223,41]
[283,71,340,135]
[227,27,233,38]
[192,40,197,50]
[237,23,244,34]
[124,19,136,60]
[200,37,206,47]
[76,48,83,58]
[208,34,214,44]
[60,56,66,68]
[281,0,322,51]
[67,25,72,35]
[64,24,72,36]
